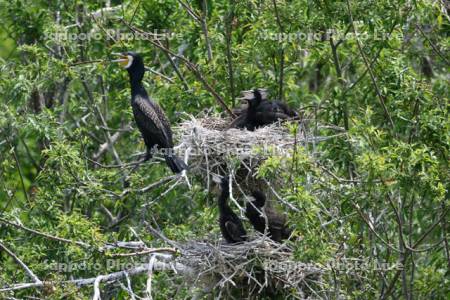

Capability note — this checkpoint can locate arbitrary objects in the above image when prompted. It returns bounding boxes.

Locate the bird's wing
[266,208,287,229]
[275,102,298,117]
[282,106,298,117]
[225,221,245,242]
[134,95,173,147]
[254,111,289,123]
[149,99,174,142]
[228,114,247,129]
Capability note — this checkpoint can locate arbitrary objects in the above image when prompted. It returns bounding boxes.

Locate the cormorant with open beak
[216,176,247,244]
[245,190,292,243]
[112,52,187,173]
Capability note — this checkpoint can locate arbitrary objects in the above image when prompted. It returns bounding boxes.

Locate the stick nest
[173,236,325,298]
[176,113,326,188]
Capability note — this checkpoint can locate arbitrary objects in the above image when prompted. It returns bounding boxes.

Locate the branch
[224,1,236,105]
[416,25,450,66]
[11,146,30,205]
[177,0,201,22]
[178,0,213,61]
[352,201,402,253]
[117,174,178,198]
[108,247,177,257]
[382,207,448,299]
[346,0,394,130]
[0,260,192,293]
[81,80,123,165]
[200,0,213,61]
[342,8,410,96]
[272,0,285,100]
[92,123,132,161]
[144,67,175,83]
[0,217,90,248]
[0,241,42,284]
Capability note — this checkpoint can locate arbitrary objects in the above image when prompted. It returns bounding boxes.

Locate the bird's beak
[238,99,250,105]
[236,90,254,103]
[257,88,268,99]
[212,174,223,184]
[111,52,129,67]
[246,196,256,203]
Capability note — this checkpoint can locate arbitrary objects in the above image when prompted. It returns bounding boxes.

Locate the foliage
[0,0,448,299]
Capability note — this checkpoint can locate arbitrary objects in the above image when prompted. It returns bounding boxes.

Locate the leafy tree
[0,0,448,299]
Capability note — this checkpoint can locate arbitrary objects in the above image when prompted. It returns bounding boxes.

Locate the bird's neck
[251,192,266,207]
[218,193,231,213]
[130,78,147,98]
[248,97,262,111]
[254,96,262,107]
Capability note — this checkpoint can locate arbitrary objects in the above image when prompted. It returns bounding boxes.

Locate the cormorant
[231,89,297,130]
[217,177,247,243]
[245,190,292,243]
[112,52,187,173]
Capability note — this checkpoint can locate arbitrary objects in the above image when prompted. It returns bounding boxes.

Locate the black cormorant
[112,52,187,173]
[217,177,247,243]
[255,91,298,119]
[245,190,292,243]
[231,89,297,130]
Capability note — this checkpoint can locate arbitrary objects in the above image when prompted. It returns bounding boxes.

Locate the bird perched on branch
[231,88,297,131]
[216,176,247,244]
[112,51,187,173]
[245,190,292,243]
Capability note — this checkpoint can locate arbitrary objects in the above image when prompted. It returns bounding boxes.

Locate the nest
[171,236,325,299]
[166,114,333,297]
[174,113,327,194]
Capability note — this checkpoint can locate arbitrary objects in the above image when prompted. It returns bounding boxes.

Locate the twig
[0,217,90,248]
[18,136,40,171]
[144,67,175,83]
[382,207,448,299]
[178,0,213,61]
[416,25,450,66]
[0,261,192,293]
[82,79,123,165]
[159,40,190,91]
[272,0,285,100]
[122,272,137,300]
[0,241,42,284]
[263,179,300,212]
[200,0,213,61]
[129,0,143,25]
[120,174,177,198]
[440,201,450,270]
[351,201,402,253]
[346,0,394,130]
[11,146,30,205]
[69,60,106,67]
[224,1,236,105]
[145,255,157,299]
[93,124,131,161]
[92,275,104,300]
[108,247,176,257]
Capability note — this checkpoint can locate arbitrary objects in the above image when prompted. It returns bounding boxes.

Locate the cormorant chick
[245,190,292,242]
[112,52,187,173]
[217,177,247,243]
[231,89,297,131]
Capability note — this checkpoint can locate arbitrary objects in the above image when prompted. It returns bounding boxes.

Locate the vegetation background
[0,0,448,299]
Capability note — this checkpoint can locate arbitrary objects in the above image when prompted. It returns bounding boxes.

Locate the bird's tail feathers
[165,154,188,174]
